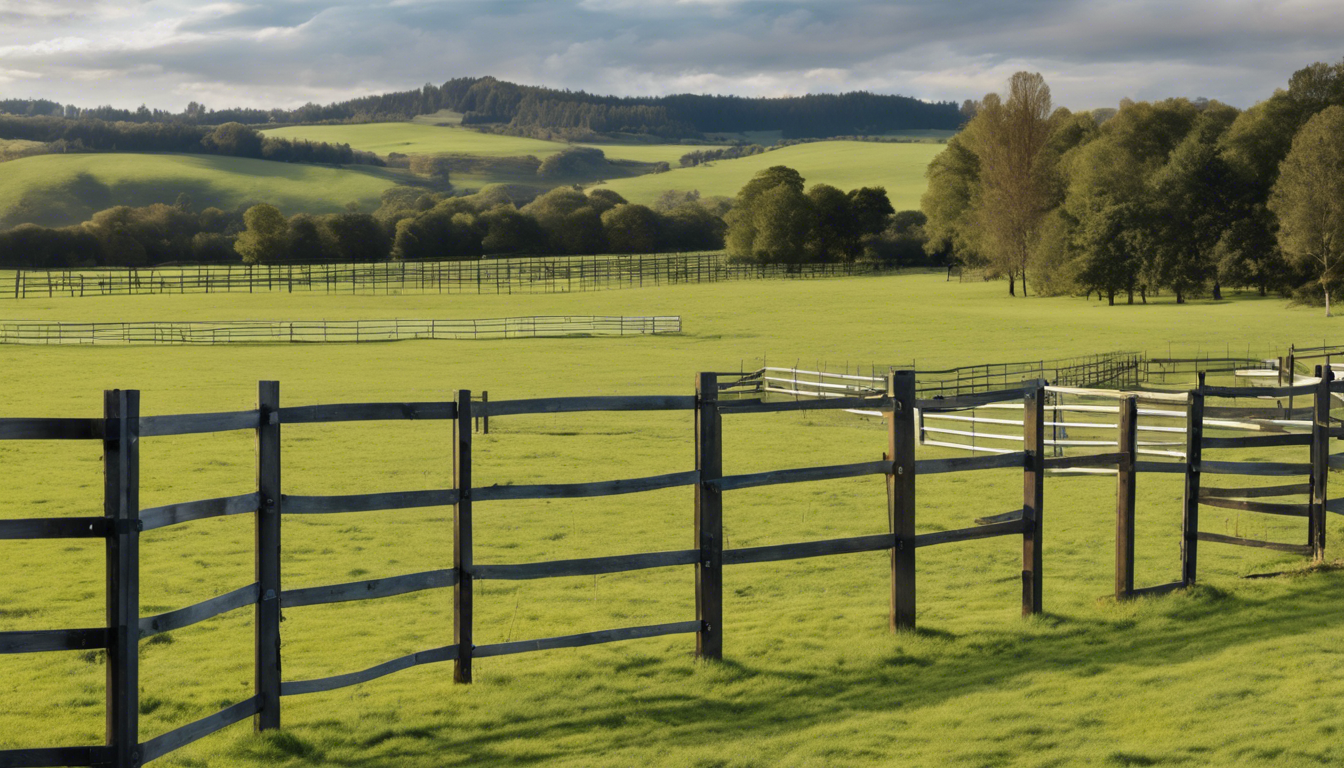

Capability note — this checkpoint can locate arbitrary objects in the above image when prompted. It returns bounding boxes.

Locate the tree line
[0,168,938,270]
[922,59,1344,312]
[680,145,768,167]
[473,97,697,140]
[0,186,725,269]
[0,116,383,165]
[723,166,897,263]
[1,76,963,140]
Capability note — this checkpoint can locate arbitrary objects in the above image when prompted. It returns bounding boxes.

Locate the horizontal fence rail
[0,359,1334,766]
[1,254,897,300]
[0,316,681,345]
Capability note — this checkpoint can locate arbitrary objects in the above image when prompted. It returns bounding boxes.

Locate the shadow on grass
[230,573,1344,767]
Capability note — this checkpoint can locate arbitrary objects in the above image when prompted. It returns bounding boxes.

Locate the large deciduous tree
[601,203,661,254]
[1269,105,1344,316]
[1141,106,1240,303]
[921,131,984,270]
[725,166,812,263]
[970,72,1057,296]
[234,204,288,265]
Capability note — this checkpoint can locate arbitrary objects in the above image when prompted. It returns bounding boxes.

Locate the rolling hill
[263,122,566,158]
[263,122,722,166]
[0,153,398,228]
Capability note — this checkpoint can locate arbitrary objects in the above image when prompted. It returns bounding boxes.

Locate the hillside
[262,123,565,158]
[0,153,397,229]
[262,122,721,166]
[591,141,944,209]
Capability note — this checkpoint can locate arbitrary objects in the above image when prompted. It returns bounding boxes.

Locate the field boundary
[0,316,681,345]
[1,366,1339,766]
[749,344,1342,464]
[2,254,897,299]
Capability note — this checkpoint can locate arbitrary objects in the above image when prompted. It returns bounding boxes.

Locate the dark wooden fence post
[482,391,489,435]
[1022,385,1044,616]
[1115,395,1138,599]
[889,370,917,631]
[255,381,282,731]
[695,373,723,659]
[1182,375,1205,585]
[104,389,140,768]
[455,389,474,682]
[1311,365,1331,561]
[1287,346,1296,416]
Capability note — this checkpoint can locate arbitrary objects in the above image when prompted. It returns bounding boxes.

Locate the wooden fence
[903,346,1342,463]
[742,352,1145,404]
[1,371,1339,766]
[2,254,892,300]
[0,316,681,345]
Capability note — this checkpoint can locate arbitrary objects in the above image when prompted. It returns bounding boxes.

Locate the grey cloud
[177,2,340,34]
[0,0,1339,111]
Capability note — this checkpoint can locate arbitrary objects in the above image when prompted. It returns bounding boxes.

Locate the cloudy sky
[1,0,1339,113]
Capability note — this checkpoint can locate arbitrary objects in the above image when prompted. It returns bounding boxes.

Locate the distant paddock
[0,316,681,344]
[1,254,898,299]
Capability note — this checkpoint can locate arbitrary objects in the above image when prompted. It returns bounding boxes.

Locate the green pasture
[262,123,566,159]
[590,141,945,209]
[260,123,716,167]
[1,273,1342,767]
[574,143,727,166]
[409,110,465,126]
[0,153,397,228]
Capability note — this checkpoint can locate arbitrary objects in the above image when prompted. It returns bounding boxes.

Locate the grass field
[262,122,720,166]
[263,123,567,159]
[409,110,465,126]
[0,153,398,228]
[590,141,945,209]
[2,273,1342,767]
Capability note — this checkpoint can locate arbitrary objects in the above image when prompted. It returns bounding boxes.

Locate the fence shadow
[240,573,1344,767]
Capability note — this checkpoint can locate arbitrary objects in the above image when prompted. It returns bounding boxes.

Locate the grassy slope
[263,122,722,166]
[574,143,727,165]
[591,141,945,209]
[263,123,566,158]
[0,153,397,226]
[2,274,1342,767]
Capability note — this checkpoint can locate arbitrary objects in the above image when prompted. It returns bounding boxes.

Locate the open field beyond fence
[0,316,681,345]
[1,254,893,300]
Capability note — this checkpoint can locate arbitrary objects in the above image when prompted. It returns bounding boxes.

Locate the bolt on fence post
[255,381,282,731]
[455,390,474,683]
[1182,374,1205,586]
[694,373,723,659]
[1115,395,1138,599]
[1022,384,1044,616]
[1311,365,1331,561]
[888,370,917,631]
[104,389,140,768]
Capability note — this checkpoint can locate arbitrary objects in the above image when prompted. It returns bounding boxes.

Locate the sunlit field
[2,272,1341,767]
[262,122,723,166]
[592,141,945,210]
[262,123,568,159]
[0,153,397,228]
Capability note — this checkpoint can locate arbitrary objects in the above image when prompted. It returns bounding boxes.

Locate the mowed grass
[261,122,718,166]
[0,153,397,227]
[2,273,1343,767]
